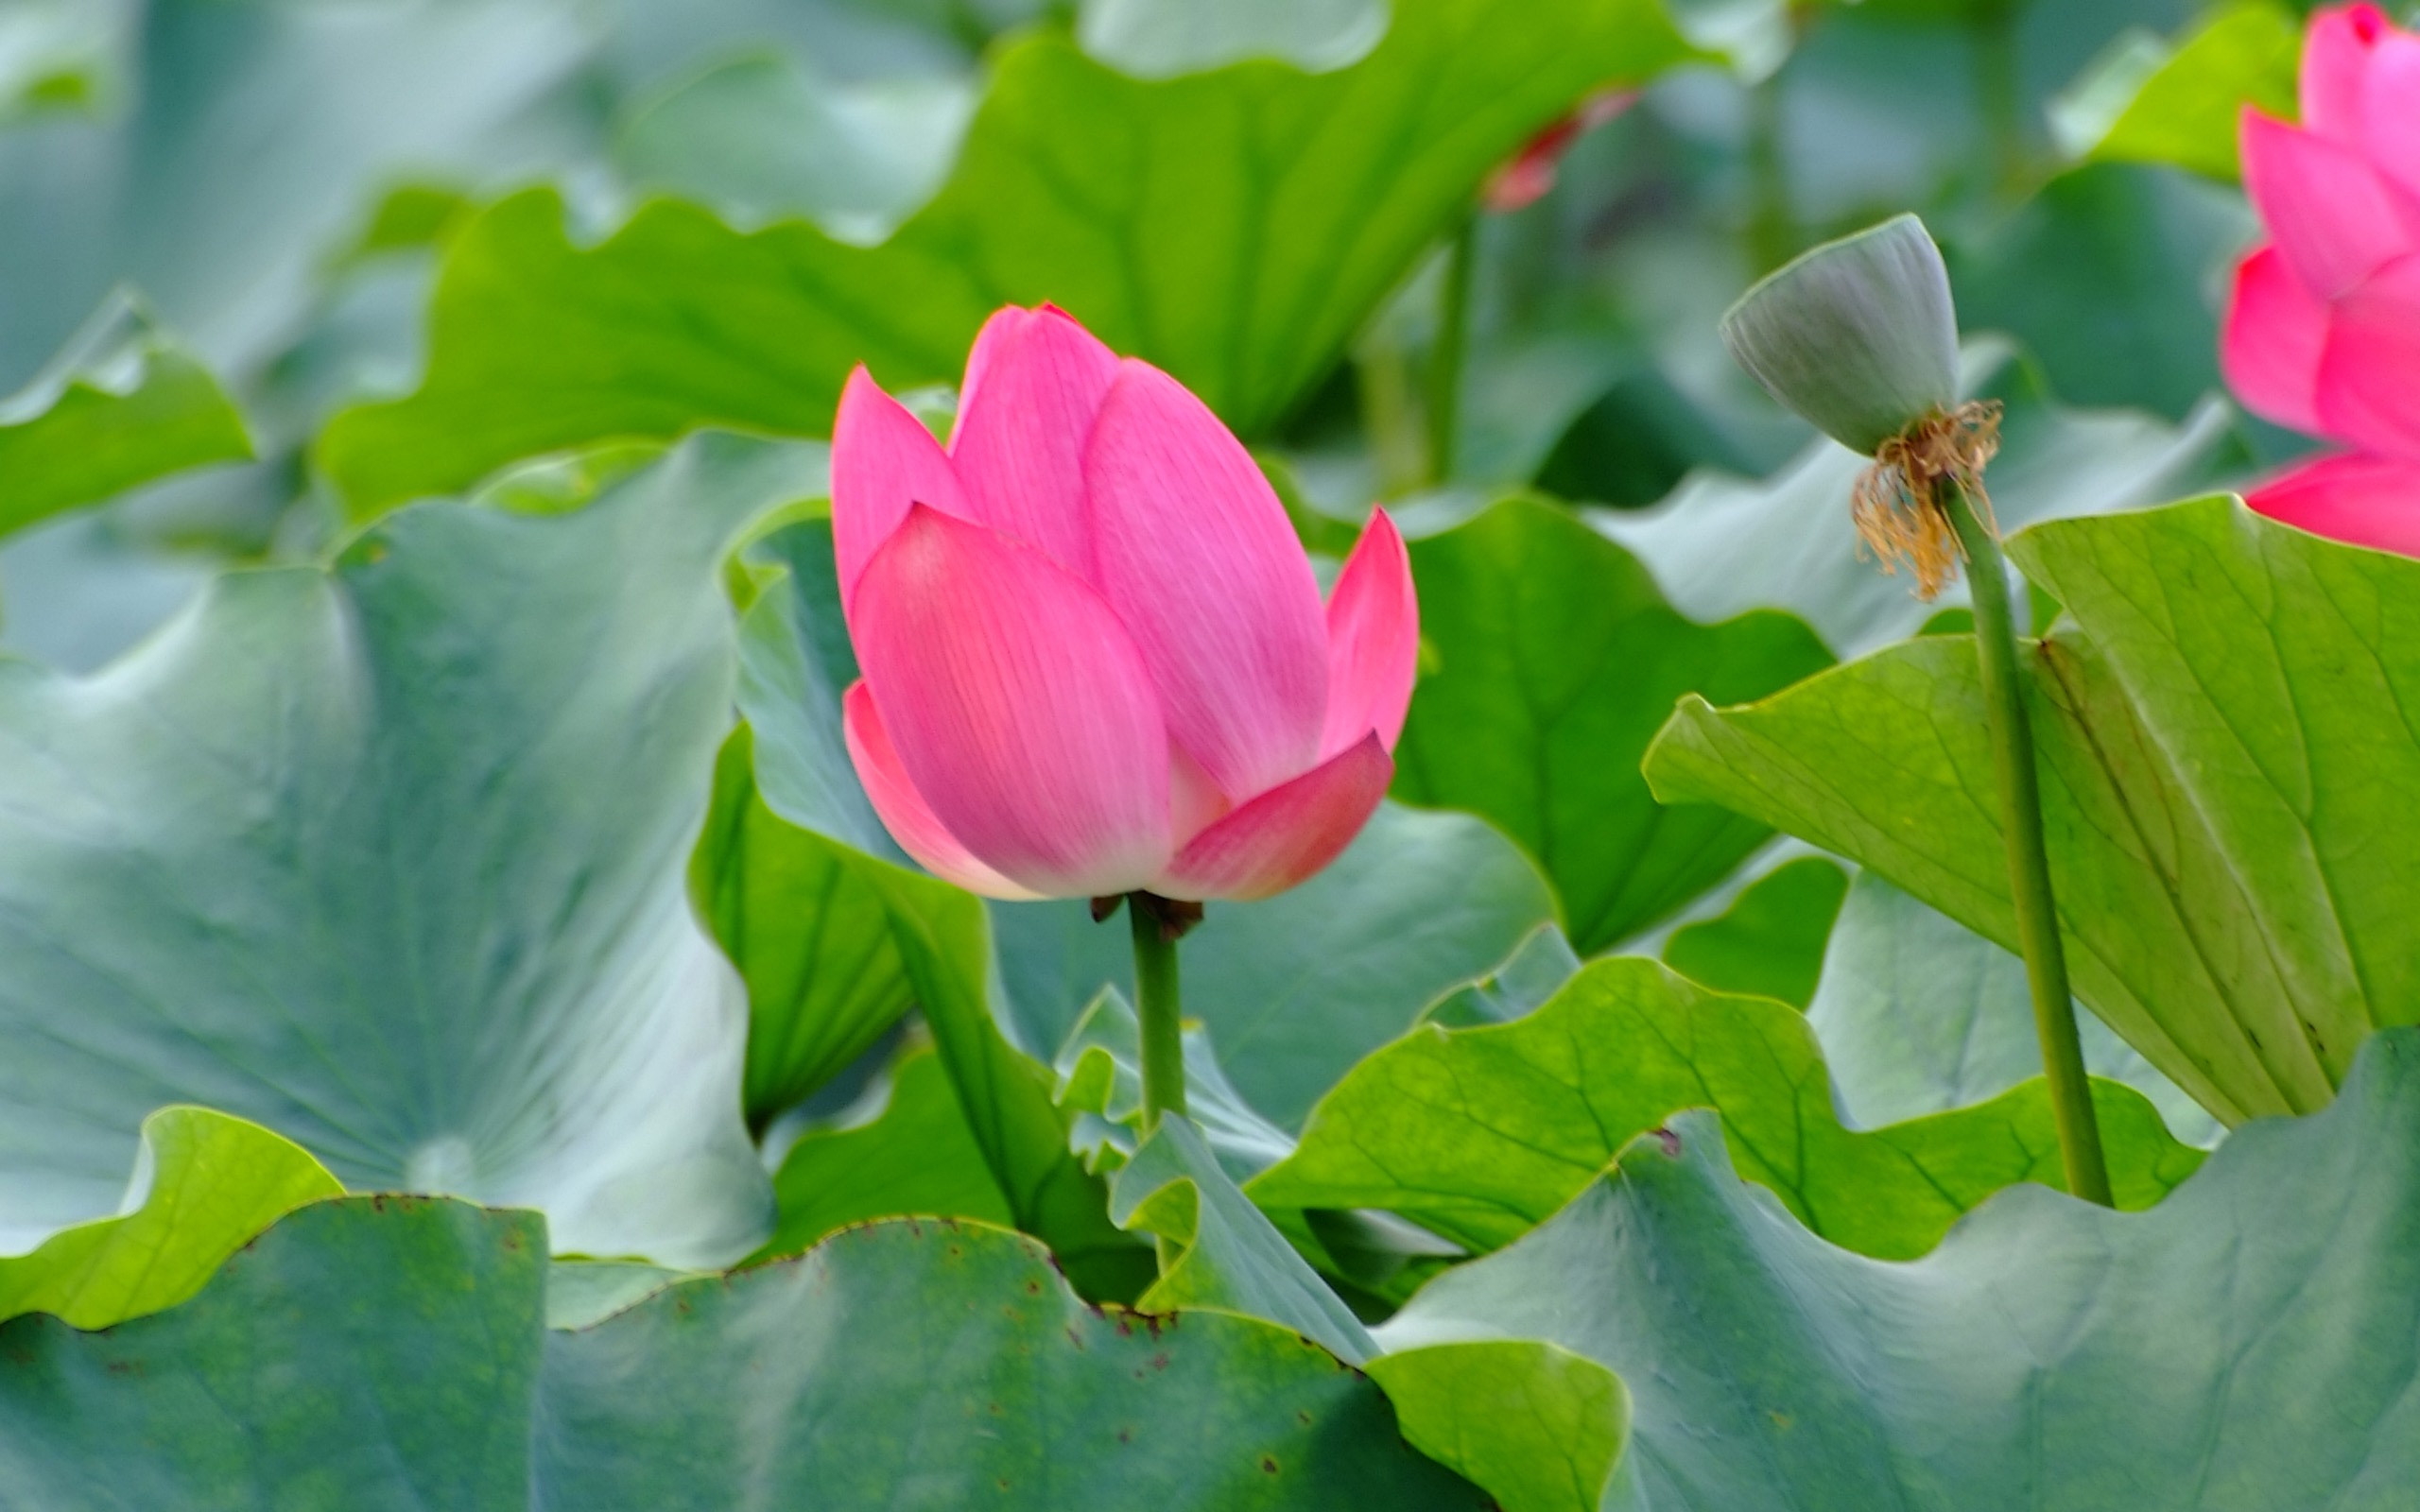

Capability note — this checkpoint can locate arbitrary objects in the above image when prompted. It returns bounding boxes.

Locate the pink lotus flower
[830,305,1418,902]
[2222,2,2420,555]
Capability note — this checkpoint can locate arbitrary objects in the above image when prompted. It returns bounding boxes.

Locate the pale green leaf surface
[1377,1028,2420,1510]
[0,1107,337,1331]
[0,436,794,1267]
[0,1200,1484,1508]
[320,0,1704,509]
[544,1259,694,1331]
[1392,497,1833,953]
[1648,498,2420,1124]
[1809,870,2221,1143]
[1250,957,2201,1258]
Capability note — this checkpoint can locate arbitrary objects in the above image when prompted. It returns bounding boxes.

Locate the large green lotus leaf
[990,806,1556,1131]
[318,0,1711,510]
[1594,350,2232,657]
[0,1107,337,1330]
[735,519,1150,1297]
[1392,496,1832,954]
[0,295,251,537]
[756,1045,1013,1263]
[1808,870,2220,1143]
[1377,1027,2420,1510]
[1250,957,2201,1259]
[0,436,794,1267]
[2052,1,2299,181]
[0,1196,1485,1508]
[1649,497,2420,1125]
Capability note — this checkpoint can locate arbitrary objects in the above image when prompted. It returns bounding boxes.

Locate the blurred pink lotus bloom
[1482,91,1635,213]
[831,304,1418,902]
[2223,2,2420,554]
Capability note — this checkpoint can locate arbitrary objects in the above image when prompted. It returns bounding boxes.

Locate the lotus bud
[1720,215,1998,599]
[828,304,1419,903]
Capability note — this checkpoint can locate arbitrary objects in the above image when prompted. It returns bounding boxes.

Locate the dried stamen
[1850,400,2003,600]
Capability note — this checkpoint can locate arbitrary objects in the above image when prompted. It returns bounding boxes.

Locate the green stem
[1129,895,1188,1276]
[1427,213,1476,485]
[1942,481,2114,1207]
[1130,896,1187,1131]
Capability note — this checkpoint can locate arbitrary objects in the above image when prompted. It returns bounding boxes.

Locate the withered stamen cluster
[1851,399,2003,601]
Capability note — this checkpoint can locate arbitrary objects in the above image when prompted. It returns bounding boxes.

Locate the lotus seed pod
[1719,214,1962,456]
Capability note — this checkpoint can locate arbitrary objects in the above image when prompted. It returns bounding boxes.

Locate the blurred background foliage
[0,0,2291,674]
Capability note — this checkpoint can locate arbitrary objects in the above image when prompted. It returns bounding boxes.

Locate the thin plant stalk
[1428,213,1476,484]
[1128,894,1189,1275]
[1940,480,2115,1207]
[1129,896,1187,1131]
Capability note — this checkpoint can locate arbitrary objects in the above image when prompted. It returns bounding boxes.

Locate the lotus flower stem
[1939,479,2114,1207]
[1428,212,1476,483]
[1129,894,1189,1132]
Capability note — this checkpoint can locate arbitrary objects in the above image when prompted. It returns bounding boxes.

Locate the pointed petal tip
[1321,507,1419,759]
[831,368,968,607]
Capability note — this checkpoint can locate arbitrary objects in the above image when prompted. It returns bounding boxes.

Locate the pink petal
[2239,112,2420,298]
[851,505,1171,899]
[2221,246,2330,435]
[1167,740,1234,852]
[949,304,1121,578]
[2360,33,2420,201]
[841,681,1041,900]
[831,365,971,609]
[2316,253,2420,459]
[2247,451,2420,558]
[1153,732,1393,902]
[1082,359,1329,802]
[2302,3,2389,145]
[1319,507,1420,759]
